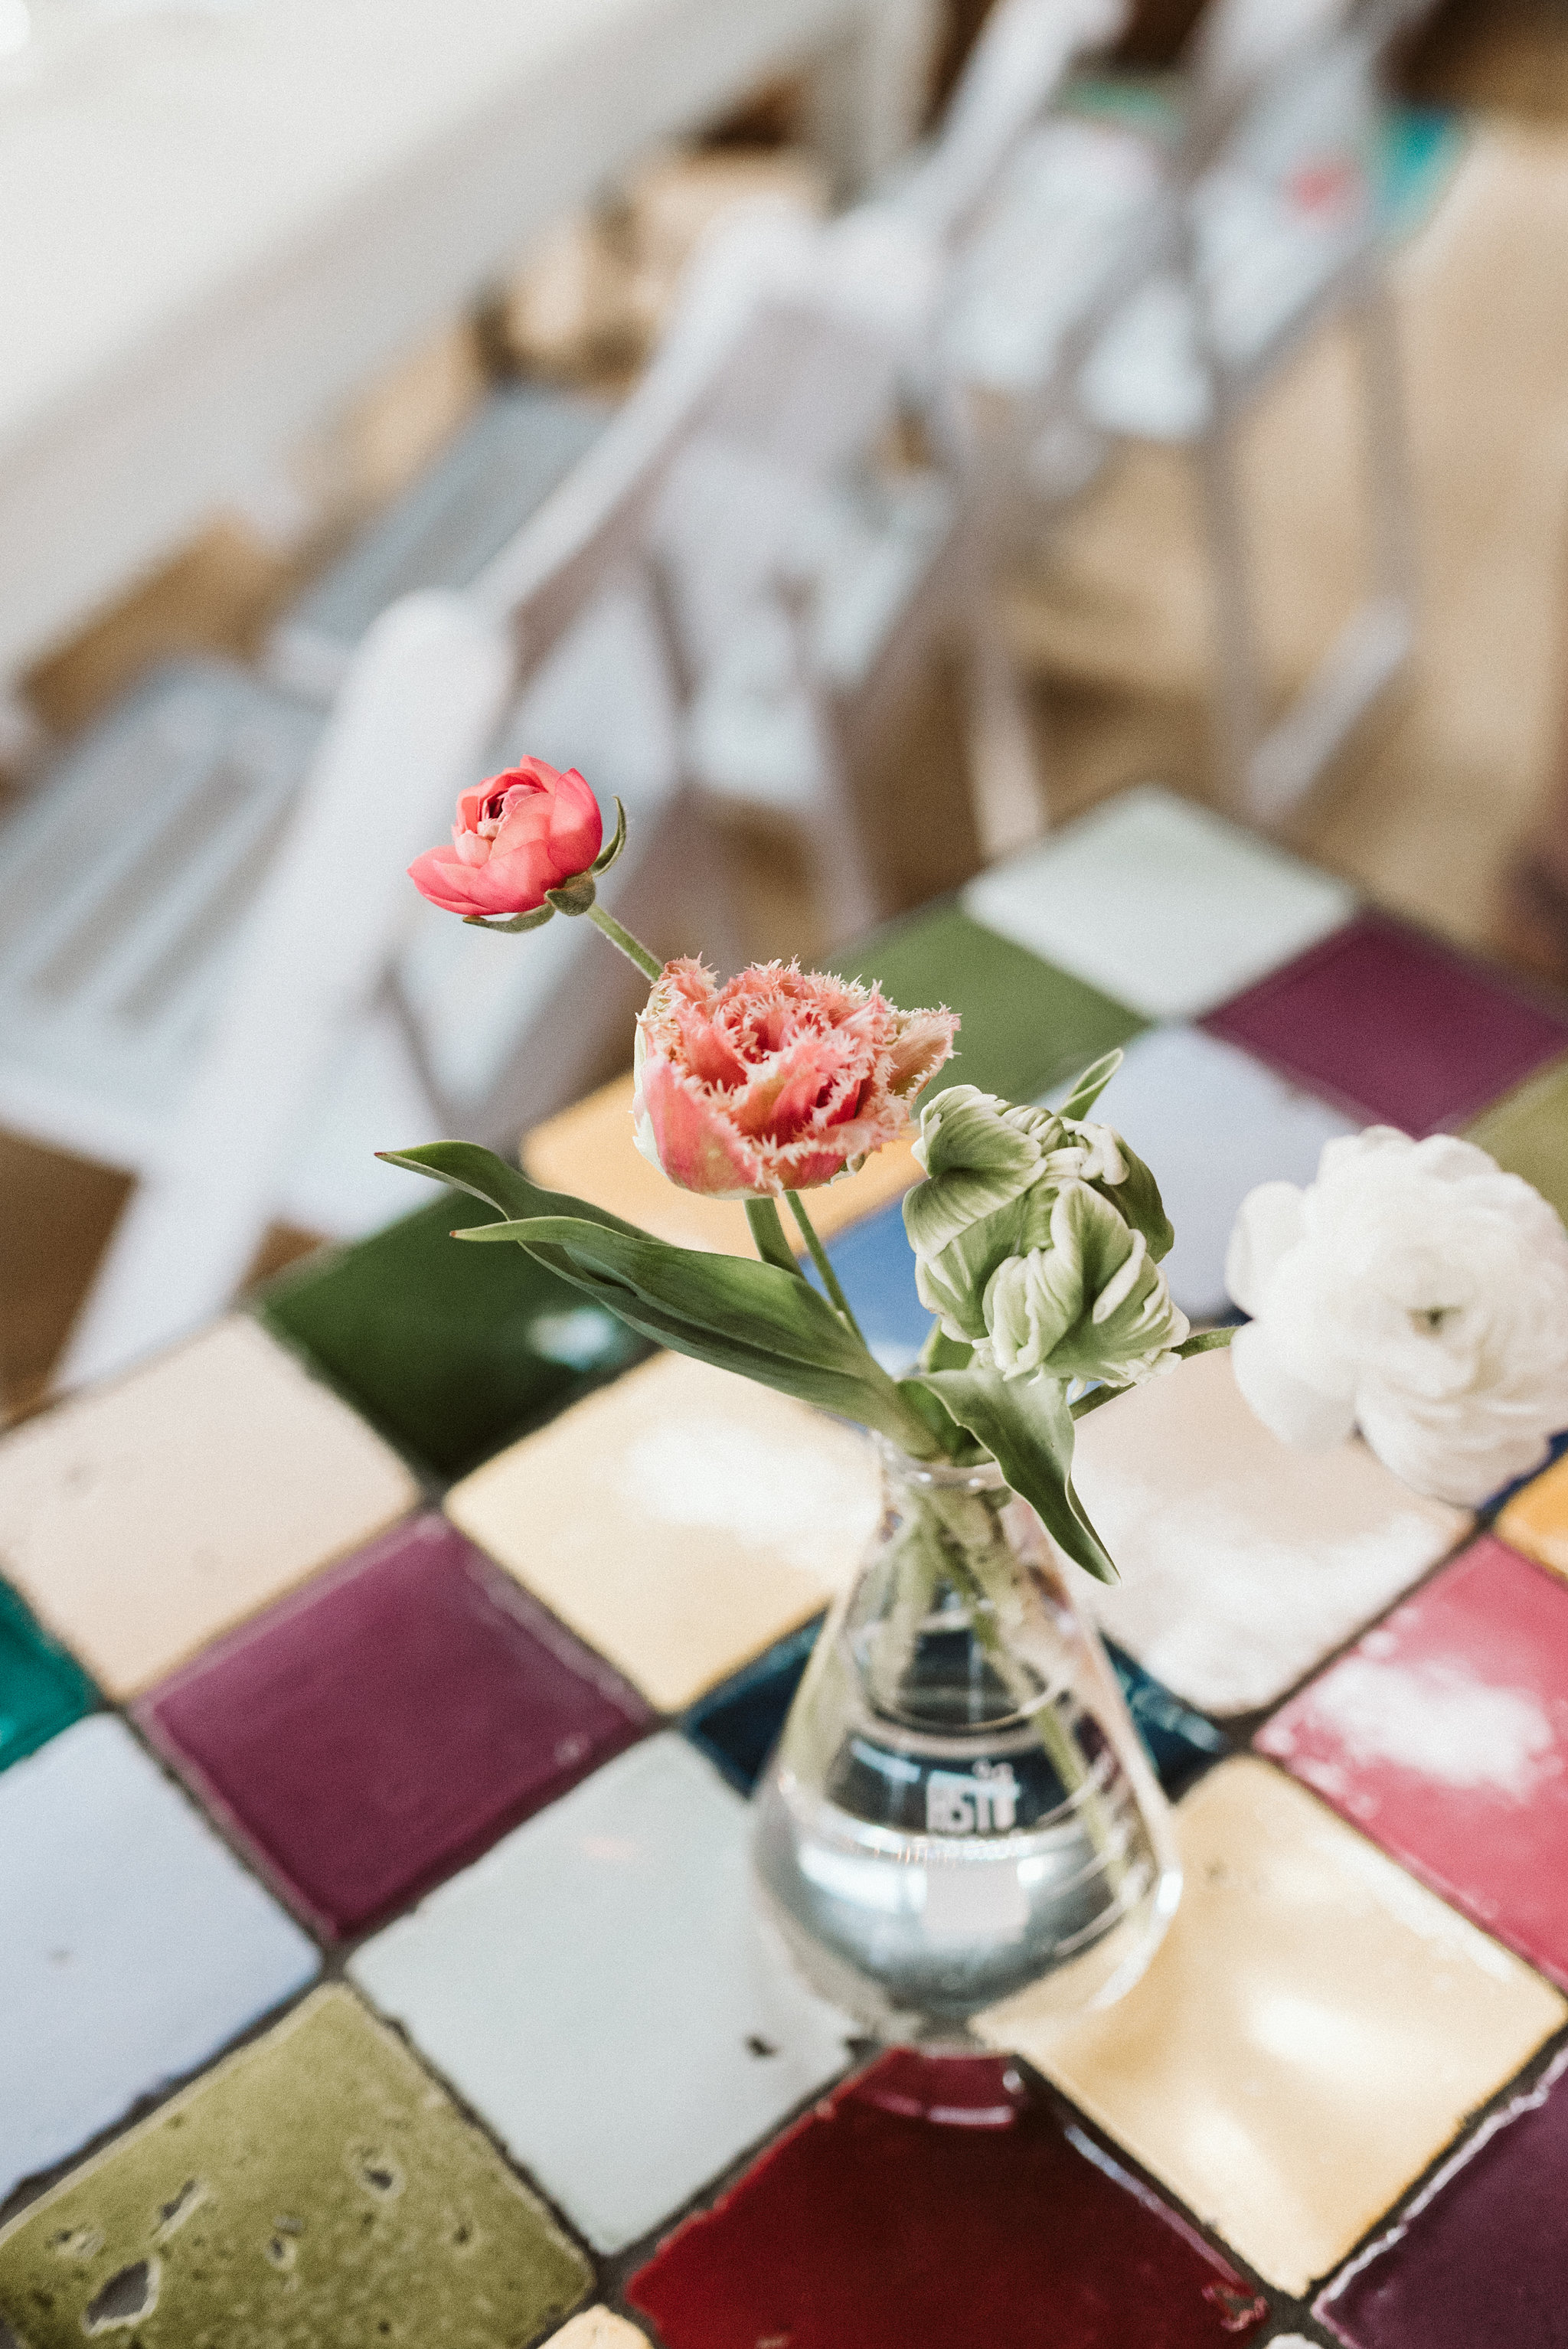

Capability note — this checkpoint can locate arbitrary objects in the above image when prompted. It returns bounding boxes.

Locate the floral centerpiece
[390,758,1568,2035]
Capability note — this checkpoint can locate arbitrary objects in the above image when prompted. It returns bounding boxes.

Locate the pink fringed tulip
[633,956,959,1197]
[409,760,603,918]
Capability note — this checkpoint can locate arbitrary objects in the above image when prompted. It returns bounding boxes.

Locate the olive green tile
[1465,1051,1568,1230]
[834,906,1145,1104]
[0,1985,590,2349]
[259,1199,646,1481]
[0,1576,96,1772]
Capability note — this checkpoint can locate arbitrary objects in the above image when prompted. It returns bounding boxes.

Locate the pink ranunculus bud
[632,956,959,1198]
[408,759,603,918]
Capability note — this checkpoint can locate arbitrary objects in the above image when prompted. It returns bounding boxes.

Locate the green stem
[745,1197,806,1279]
[786,1190,867,1345]
[584,901,663,982]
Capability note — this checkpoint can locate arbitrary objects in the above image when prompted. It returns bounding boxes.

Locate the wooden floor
[5,0,1568,1417]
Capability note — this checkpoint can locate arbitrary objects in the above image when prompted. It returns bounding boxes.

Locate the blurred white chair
[942,0,1422,823]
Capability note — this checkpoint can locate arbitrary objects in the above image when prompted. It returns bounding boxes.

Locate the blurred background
[2,0,1566,1419]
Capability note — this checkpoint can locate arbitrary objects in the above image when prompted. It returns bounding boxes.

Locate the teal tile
[259,1200,646,1482]
[0,1576,95,1772]
[835,906,1144,1104]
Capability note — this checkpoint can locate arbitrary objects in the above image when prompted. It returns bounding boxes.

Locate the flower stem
[585,901,663,982]
[745,1197,807,1279]
[786,1191,867,1346]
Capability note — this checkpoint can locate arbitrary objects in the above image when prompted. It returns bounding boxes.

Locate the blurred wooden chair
[941,0,1428,823]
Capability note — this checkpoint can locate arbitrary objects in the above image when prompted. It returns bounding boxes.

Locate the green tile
[0,1985,590,2349]
[0,1576,95,1772]
[1465,1052,1568,1230]
[259,1200,646,1481]
[835,904,1145,1103]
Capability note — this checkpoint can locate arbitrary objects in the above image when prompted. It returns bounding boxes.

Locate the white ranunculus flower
[1226,1127,1568,1505]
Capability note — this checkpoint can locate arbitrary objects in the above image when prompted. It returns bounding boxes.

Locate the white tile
[962,785,1355,1020]
[0,1715,318,2197]
[351,1735,852,2252]
[1072,1351,1468,1716]
[1078,1024,1357,1320]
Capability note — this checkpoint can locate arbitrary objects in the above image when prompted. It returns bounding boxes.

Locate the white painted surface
[351,1734,853,2251]
[963,784,1356,1019]
[1083,1024,1357,1321]
[0,0,930,674]
[0,1714,317,2200]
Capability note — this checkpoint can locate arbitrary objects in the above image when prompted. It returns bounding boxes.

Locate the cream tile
[1072,1351,1468,1715]
[0,1318,418,1696]
[963,786,1355,1021]
[523,1073,920,1256]
[445,1354,879,1711]
[978,1758,1565,2296]
[1497,1451,1568,1580]
[548,2309,652,2347]
[351,1736,853,2253]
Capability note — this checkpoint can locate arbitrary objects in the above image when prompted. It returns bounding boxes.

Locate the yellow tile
[444,1353,880,1710]
[548,2311,652,2347]
[978,1758,1565,2296]
[522,1074,920,1256]
[0,1318,418,1696]
[1497,1451,1568,1579]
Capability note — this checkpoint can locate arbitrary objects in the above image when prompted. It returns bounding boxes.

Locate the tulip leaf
[1057,1047,1125,1120]
[906,1363,1119,1583]
[376,1141,652,1243]
[455,1212,940,1455]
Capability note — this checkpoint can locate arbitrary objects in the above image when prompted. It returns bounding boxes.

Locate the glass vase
[751,1442,1181,2037]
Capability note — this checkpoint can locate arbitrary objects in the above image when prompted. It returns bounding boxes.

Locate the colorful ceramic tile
[1084,1024,1357,1321]
[444,1352,880,1712]
[1202,910,1568,1135]
[963,785,1355,1021]
[0,1574,95,1771]
[978,1759,1566,2296]
[1314,2045,1568,2349]
[1071,1350,1468,1715]
[1256,1536,1568,1988]
[0,1986,590,2349]
[628,2044,1269,2347]
[136,1514,653,1941]
[550,2315,652,2348]
[351,1736,854,2253]
[684,1617,1224,1800]
[1497,1447,1568,1580]
[0,1715,317,2202]
[818,1197,930,1372]
[1465,1050,1568,1233]
[0,1318,419,1697]
[524,1075,922,1257]
[835,904,1145,1103]
[261,1197,645,1478]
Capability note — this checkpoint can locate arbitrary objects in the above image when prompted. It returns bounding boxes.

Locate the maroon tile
[136,1513,652,1939]
[1256,1537,1568,1988]
[1315,2047,1568,2349]
[628,2048,1269,2348]
[1201,911,1568,1135]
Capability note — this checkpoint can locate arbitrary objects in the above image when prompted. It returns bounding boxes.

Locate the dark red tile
[1256,1536,1568,1987]
[628,2048,1269,2349]
[1201,912,1568,1135]
[136,1514,652,1939]
[1315,2047,1568,2349]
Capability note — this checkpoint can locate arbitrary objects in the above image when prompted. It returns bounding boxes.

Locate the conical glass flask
[752,1442,1181,2037]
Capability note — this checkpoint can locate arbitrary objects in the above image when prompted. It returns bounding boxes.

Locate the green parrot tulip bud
[903,1083,1177,1348]
[982,1181,1190,1385]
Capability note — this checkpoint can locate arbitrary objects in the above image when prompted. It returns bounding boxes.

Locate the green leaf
[907,1363,1119,1583]
[457,1212,939,1455]
[1057,1047,1125,1119]
[375,1141,652,1243]
[590,796,629,874]
[463,903,555,933]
